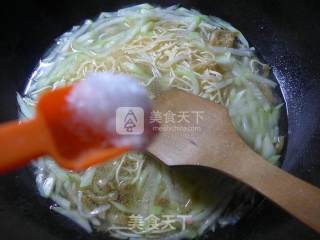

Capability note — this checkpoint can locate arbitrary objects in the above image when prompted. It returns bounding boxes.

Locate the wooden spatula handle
[216,149,320,233]
[0,118,49,173]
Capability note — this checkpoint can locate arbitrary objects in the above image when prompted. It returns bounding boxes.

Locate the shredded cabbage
[18,4,284,239]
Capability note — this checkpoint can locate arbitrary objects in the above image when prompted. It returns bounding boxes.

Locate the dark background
[0,0,320,239]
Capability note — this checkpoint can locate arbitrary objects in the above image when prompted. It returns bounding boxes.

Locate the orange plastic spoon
[0,86,129,173]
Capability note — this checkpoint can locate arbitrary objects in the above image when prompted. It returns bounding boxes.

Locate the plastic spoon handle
[0,117,49,173]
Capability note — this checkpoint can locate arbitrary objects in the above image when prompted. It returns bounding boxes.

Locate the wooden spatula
[147,89,320,233]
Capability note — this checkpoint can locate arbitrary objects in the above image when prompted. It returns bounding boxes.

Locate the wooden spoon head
[147,89,251,168]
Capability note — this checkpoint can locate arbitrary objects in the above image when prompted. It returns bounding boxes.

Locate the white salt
[67,72,155,150]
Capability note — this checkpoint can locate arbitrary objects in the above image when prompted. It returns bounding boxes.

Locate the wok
[0,0,319,239]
